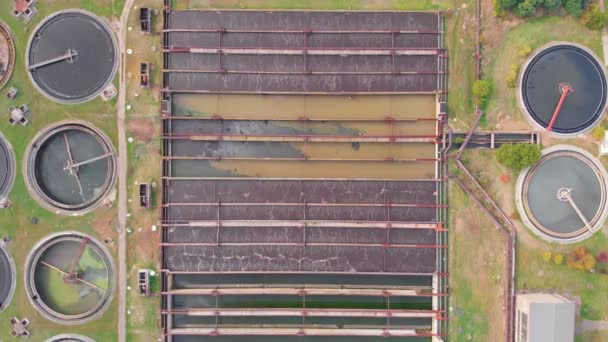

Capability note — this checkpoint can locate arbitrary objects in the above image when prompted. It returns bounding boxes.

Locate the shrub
[472,79,492,106]
[510,211,521,220]
[496,144,542,172]
[553,254,564,265]
[567,247,596,271]
[575,246,587,258]
[542,251,552,262]
[506,64,520,88]
[518,45,532,58]
[580,4,607,30]
[582,253,597,271]
[597,251,608,263]
[454,136,465,145]
[592,127,605,140]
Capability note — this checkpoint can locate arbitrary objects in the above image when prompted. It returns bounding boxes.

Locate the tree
[542,251,552,262]
[496,144,542,172]
[497,0,521,10]
[517,0,539,17]
[580,4,607,30]
[472,79,492,106]
[564,0,584,18]
[541,0,563,9]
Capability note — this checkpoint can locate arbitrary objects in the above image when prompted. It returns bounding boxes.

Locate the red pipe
[547,83,574,132]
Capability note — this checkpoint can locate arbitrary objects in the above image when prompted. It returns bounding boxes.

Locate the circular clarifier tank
[25,232,115,325]
[26,10,118,104]
[45,334,95,342]
[25,121,116,215]
[0,20,15,90]
[519,42,608,136]
[516,146,608,243]
[0,132,15,201]
[0,245,16,312]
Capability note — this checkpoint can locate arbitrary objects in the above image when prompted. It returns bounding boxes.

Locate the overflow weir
[161,5,448,341]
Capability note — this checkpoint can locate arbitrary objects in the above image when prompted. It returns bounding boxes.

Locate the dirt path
[578,319,608,334]
[117,0,136,341]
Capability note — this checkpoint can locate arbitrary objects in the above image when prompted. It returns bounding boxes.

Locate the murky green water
[33,240,109,316]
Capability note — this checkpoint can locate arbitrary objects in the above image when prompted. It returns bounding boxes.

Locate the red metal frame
[162,288,444,297]
[163,28,443,34]
[547,83,574,132]
[161,7,449,341]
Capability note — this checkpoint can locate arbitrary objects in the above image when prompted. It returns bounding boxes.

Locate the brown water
[172,94,437,120]
[170,94,438,180]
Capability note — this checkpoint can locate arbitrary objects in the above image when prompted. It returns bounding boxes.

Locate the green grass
[576,329,608,342]
[517,233,608,321]
[0,1,122,340]
[484,15,603,129]
[448,182,506,341]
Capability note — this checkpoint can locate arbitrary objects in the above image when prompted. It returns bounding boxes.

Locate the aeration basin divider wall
[161,6,447,341]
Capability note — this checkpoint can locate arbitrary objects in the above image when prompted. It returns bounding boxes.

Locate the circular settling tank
[26,10,117,103]
[45,334,95,342]
[25,232,115,324]
[0,132,15,201]
[0,245,16,312]
[25,121,116,215]
[0,20,15,90]
[519,43,608,136]
[516,146,608,243]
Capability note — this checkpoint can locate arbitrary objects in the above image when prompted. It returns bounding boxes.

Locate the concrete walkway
[117,0,136,341]
[599,0,608,66]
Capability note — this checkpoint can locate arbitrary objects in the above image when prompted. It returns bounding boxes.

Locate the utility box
[140,62,150,88]
[140,8,151,34]
[137,269,150,296]
[139,183,151,209]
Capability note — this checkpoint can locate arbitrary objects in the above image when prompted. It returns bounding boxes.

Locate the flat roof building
[515,293,575,342]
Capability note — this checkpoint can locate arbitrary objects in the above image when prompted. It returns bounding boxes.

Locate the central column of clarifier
[546,83,574,132]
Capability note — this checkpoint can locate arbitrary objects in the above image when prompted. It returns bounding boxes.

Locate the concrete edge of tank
[24,9,119,104]
[0,244,17,313]
[22,120,116,216]
[517,41,608,138]
[515,144,608,244]
[0,20,16,91]
[0,131,16,202]
[24,231,116,325]
[44,334,96,342]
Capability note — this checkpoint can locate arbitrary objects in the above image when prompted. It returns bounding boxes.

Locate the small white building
[515,293,575,342]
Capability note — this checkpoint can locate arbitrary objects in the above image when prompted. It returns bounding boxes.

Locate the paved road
[117,0,135,341]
